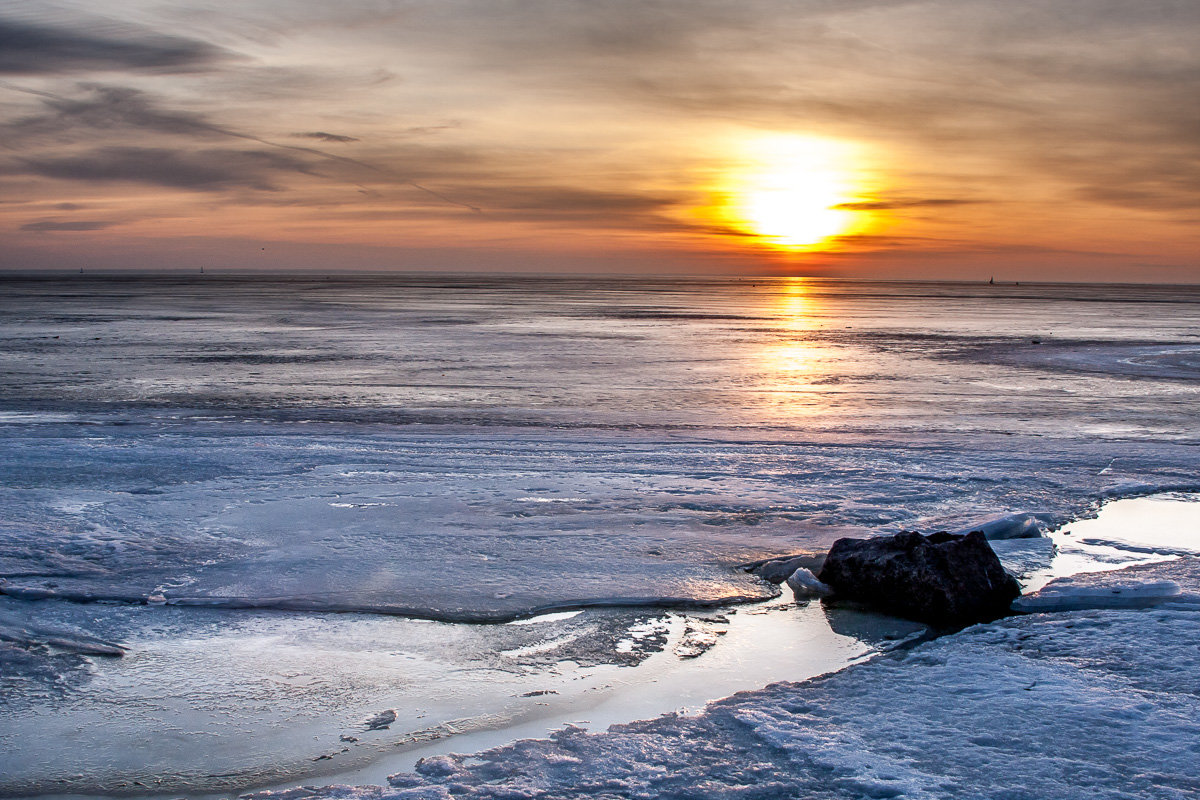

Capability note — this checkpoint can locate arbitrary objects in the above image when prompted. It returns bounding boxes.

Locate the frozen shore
[248,555,1200,800]
[3,494,1198,799]
[235,496,1200,800]
[3,278,1200,798]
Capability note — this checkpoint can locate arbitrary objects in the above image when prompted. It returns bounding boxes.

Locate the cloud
[489,186,682,213]
[20,219,116,231]
[2,84,226,142]
[295,131,359,143]
[0,16,230,75]
[833,199,979,211]
[17,146,313,191]
[2,0,1196,276]
[0,84,392,190]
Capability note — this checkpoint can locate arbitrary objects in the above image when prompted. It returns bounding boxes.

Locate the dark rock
[817,530,1020,626]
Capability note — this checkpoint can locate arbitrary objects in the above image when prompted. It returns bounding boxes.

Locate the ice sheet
[3,425,1198,620]
[245,597,1200,800]
[0,593,925,796]
[3,276,1200,796]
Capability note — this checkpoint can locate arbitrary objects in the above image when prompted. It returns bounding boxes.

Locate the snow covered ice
[244,600,1200,799]
[243,555,1200,800]
[3,278,1198,623]
[2,275,1200,796]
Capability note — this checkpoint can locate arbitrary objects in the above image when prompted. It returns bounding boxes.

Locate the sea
[1,274,1198,797]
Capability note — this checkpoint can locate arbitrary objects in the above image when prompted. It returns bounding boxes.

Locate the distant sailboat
[988,276,994,285]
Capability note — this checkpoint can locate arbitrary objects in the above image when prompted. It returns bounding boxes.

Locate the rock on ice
[818,530,1019,626]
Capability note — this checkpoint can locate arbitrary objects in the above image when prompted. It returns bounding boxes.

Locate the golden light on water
[765,277,821,372]
[775,276,818,330]
[750,277,835,423]
[703,135,876,251]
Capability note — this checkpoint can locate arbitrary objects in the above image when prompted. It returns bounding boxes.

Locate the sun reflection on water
[764,278,822,373]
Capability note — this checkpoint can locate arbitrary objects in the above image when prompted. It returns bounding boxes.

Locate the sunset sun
[709,135,873,251]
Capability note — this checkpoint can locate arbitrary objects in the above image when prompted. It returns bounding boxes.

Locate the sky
[1,0,1197,281]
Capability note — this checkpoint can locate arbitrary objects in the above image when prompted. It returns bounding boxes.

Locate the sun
[705,135,873,251]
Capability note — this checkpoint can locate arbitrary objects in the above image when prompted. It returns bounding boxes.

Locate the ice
[784,567,832,597]
[0,601,683,794]
[954,511,1055,540]
[1015,555,1200,612]
[989,535,1057,580]
[2,278,1199,624]
[1014,578,1183,611]
[670,617,728,659]
[1067,492,1200,556]
[3,427,1197,622]
[0,593,923,795]
[0,607,126,656]
[3,276,1200,795]
[244,591,1200,799]
[1018,492,1200,593]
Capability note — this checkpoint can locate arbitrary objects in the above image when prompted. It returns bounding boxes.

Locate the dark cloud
[295,131,359,143]
[0,17,229,75]
[1079,182,1200,212]
[0,84,393,189]
[20,219,116,231]
[2,84,230,142]
[18,147,313,191]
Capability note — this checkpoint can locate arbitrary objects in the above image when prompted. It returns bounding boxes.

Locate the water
[1,275,1198,796]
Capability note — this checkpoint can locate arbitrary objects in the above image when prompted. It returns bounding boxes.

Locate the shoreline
[242,495,1200,800]
[4,493,1197,799]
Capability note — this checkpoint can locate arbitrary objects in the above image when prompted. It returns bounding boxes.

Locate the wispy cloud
[17,147,312,190]
[20,219,116,231]
[834,199,980,211]
[1,83,229,141]
[294,131,359,143]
